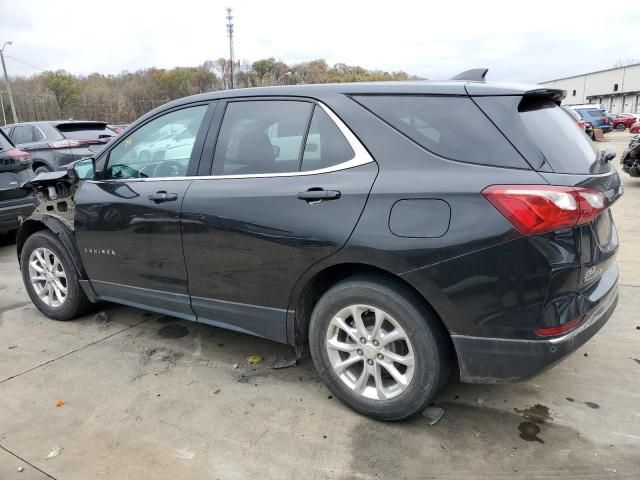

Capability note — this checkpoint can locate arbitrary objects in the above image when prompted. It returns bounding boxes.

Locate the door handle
[148,191,178,203]
[297,189,341,202]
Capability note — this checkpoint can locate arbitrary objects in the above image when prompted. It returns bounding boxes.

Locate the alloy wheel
[28,247,68,308]
[325,305,415,400]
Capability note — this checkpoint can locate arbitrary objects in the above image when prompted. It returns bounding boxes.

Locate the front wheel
[616,123,626,131]
[309,276,451,421]
[20,230,93,320]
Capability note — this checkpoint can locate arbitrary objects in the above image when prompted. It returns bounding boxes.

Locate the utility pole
[0,89,6,125]
[0,41,18,123]
[226,7,235,89]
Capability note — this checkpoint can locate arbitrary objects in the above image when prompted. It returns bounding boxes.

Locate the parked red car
[630,122,640,134]
[610,114,636,131]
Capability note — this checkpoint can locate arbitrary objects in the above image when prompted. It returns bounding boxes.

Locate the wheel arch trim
[17,215,98,302]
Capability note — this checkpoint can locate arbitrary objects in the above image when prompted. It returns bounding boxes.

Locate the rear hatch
[54,122,116,154]
[474,92,622,333]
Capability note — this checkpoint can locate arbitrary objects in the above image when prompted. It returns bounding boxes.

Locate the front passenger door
[74,103,213,319]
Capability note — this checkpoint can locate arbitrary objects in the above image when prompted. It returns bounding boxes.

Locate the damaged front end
[19,163,85,230]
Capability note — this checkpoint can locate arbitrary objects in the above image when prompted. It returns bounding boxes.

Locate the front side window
[105,105,207,179]
[213,100,313,175]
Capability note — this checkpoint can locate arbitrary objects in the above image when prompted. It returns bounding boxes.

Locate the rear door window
[353,95,528,168]
[11,125,37,144]
[212,100,313,175]
[519,99,604,174]
[301,107,354,172]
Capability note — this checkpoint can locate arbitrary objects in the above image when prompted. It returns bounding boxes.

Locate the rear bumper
[0,198,35,234]
[452,280,618,383]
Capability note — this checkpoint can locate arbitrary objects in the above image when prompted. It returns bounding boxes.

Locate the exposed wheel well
[16,220,47,261]
[293,263,456,365]
[31,160,50,172]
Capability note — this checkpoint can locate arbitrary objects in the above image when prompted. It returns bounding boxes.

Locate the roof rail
[450,68,488,82]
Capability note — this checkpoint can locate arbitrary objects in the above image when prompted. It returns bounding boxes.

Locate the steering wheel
[153,161,183,177]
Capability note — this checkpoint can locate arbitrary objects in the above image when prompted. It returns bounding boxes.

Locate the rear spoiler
[522,88,566,103]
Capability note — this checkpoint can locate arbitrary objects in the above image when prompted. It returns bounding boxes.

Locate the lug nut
[377,353,384,360]
[360,337,367,344]
[367,359,374,366]
[357,349,363,356]
[373,340,379,346]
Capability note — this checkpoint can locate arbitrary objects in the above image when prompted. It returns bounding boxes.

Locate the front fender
[16,214,98,302]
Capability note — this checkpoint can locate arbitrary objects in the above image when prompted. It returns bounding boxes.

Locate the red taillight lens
[5,148,31,162]
[482,185,606,235]
[535,316,583,337]
[578,120,586,129]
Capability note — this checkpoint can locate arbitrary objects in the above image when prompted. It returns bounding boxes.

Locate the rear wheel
[20,230,93,320]
[309,276,451,421]
[616,123,626,131]
[34,165,50,175]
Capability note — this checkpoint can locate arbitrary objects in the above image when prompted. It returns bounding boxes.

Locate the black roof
[159,80,565,110]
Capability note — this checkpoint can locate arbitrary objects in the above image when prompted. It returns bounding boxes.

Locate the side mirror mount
[603,149,616,163]
[70,157,96,180]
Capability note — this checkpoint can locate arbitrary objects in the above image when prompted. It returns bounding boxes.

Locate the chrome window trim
[87,101,374,184]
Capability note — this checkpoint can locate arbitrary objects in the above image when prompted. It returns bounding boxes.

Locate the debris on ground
[421,406,445,426]
[17,466,23,472]
[8,345,17,349]
[247,355,263,365]
[46,446,61,459]
[233,363,239,369]
[94,311,109,324]
[272,355,297,369]
[55,399,64,407]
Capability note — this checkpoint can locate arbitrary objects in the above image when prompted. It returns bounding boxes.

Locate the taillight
[5,148,31,162]
[578,120,586,129]
[48,139,82,149]
[482,185,607,235]
[602,117,609,123]
[535,316,583,337]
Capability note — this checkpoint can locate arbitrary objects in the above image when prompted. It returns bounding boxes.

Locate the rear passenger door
[181,98,378,343]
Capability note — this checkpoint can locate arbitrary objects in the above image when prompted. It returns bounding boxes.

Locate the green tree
[43,70,80,115]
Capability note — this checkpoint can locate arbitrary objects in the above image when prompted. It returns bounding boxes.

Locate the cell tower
[226,7,235,89]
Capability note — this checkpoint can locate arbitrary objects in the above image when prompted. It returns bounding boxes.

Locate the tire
[34,165,51,175]
[309,275,451,421]
[20,230,93,320]
[616,123,626,131]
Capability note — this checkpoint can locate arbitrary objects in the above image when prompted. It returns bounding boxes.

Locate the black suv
[16,73,621,420]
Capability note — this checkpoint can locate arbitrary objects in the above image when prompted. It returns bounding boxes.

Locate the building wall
[540,64,640,113]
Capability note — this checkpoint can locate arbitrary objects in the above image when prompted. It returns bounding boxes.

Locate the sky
[2,0,640,84]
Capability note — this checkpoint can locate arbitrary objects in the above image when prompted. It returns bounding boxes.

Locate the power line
[5,55,46,71]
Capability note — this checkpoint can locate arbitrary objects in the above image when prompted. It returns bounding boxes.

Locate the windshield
[519,99,606,174]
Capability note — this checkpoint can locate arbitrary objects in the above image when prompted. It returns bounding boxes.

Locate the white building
[540,64,640,113]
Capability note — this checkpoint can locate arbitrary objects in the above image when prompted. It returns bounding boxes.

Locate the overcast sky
[2,0,639,84]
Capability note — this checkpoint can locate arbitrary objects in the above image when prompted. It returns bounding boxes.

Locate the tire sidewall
[309,278,445,420]
[20,230,86,320]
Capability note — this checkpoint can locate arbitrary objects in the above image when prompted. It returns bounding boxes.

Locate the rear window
[586,109,605,118]
[519,99,605,174]
[0,130,13,152]
[353,95,527,168]
[56,123,116,140]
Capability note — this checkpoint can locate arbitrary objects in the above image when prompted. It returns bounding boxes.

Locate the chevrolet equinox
[16,70,621,420]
